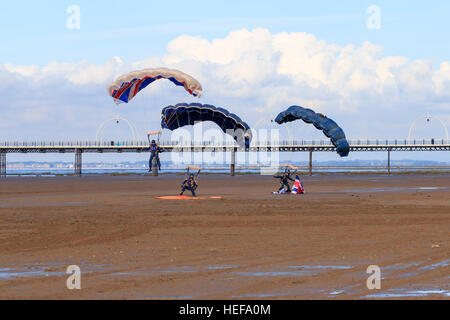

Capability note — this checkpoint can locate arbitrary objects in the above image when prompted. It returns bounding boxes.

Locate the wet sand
[0,174,449,299]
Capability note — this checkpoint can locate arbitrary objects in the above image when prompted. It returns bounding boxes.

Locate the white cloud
[18,106,51,123]
[0,28,449,141]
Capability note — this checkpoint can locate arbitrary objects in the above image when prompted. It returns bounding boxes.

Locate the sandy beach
[0,174,449,299]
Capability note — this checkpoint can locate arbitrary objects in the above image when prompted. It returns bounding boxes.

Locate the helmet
[151,140,156,143]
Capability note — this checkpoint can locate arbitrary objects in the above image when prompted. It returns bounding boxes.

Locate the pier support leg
[309,149,313,176]
[0,152,6,177]
[230,147,236,176]
[151,157,159,176]
[75,149,82,176]
[387,149,391,175]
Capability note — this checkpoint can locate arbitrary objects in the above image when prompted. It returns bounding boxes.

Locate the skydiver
[180,173,198,197]
[148,140,163,171]
[273,171,295,193]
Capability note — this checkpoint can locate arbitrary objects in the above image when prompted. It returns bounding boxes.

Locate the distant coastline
[6,159,450,170]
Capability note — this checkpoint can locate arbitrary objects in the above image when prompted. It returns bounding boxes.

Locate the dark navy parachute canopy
[161,103,252,148]
[274,106,350,157]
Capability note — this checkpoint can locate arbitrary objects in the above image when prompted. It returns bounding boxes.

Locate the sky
[1,0,450,163]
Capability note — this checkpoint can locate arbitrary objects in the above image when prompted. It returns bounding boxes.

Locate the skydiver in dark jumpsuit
[273,172,295,193]
[148,140,163,171]
[180,174,198,197]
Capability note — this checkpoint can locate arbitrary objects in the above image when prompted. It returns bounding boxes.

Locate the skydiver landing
[180,173,198,197]
[273,171,295,193]
[148,140,163,172]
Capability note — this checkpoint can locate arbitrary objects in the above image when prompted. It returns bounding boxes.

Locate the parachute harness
[186,167,201,191]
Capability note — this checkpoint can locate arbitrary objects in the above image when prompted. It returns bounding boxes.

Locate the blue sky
[1,0,450,65]
[1,0,450,163]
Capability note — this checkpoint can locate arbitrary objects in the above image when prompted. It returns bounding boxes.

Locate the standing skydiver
[148,139,163,172]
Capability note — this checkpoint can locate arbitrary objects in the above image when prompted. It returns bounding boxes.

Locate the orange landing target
[155,195,222,200]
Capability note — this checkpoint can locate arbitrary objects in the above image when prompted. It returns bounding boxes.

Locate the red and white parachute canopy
[107,67,203,104]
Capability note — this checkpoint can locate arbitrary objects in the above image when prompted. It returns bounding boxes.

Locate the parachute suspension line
[147,130,163,145]
[186,166,201,181]
[148,91,160,142]
[175,110,181,129]
[164,108,177,128]
[214,110,228,143]
[187,109,191,127]
[161,106,182,145]
[218,110,227,129]
[163,104,178,128]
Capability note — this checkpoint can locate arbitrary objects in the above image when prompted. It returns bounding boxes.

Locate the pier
[1,139,449,176]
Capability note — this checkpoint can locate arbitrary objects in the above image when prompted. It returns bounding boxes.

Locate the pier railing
[0,138,449,148]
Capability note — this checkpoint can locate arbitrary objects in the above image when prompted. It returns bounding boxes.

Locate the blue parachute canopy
[274,106,350,157]
[161,103,252,148]
[161,103,252,149]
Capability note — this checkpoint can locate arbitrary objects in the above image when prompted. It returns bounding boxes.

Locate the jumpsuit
[273,173,294,193]
[181,177,198,196]
[149,144,162,170]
